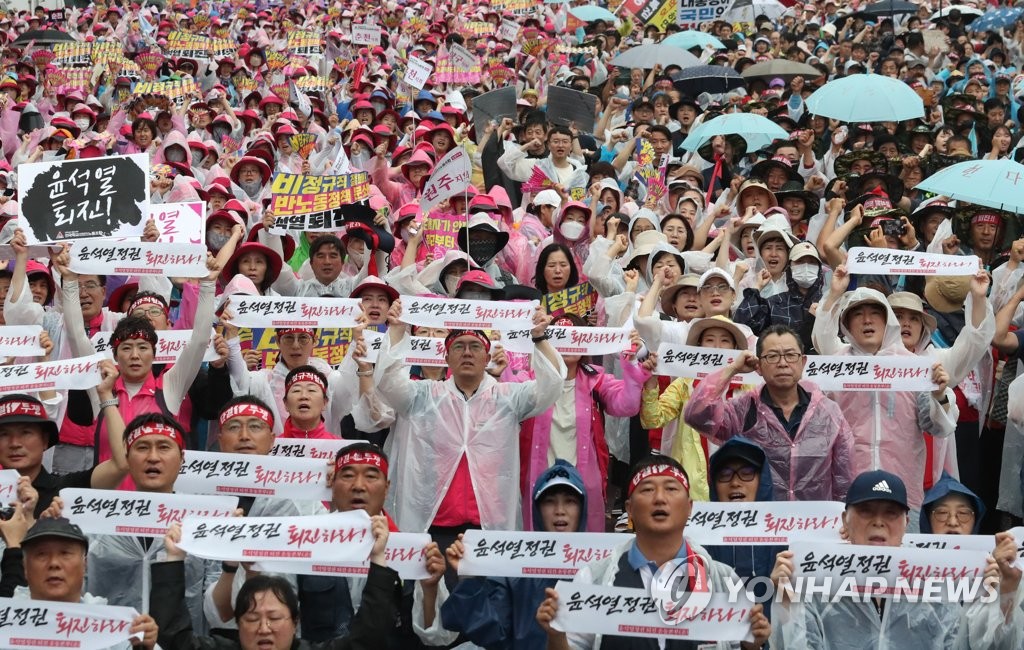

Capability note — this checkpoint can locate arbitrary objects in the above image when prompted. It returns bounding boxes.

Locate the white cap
[534,190,562,208]
[698,267,735,291]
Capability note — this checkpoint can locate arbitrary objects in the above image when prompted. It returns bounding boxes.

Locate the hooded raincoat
[441,461,589,649]
[811,287,960,510]
[684,367,855,502]
[375,329,567,532]
[918,473,986,534]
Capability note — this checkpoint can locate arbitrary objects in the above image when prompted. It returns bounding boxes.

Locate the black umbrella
[852,0,920,18]
[11,29,75,46]
[672,65,745,97]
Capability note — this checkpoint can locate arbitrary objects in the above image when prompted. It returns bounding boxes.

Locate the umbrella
[662,31,725,51]
[681,113,788,153]
[672,65,745,96]
[853,0,920,18]
[611,44,700,70]
[805,74,924,122]
[914,159,1024,213]
[11,29,75,46]
[968,7,1023,32]
[568,5,616,21]
[930,6,983,21]
[740,60,821,81]
[724,0,787,22]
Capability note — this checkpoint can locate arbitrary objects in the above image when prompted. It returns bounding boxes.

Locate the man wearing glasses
[685,324,856,501]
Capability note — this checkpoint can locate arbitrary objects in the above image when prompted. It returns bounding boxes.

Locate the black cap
[22,517,89,548]
[709,442,766,479]
[845,470,909,510]
[0,394,58,448]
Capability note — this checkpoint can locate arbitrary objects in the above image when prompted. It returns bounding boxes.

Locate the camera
[0,507,15,521]
[880,219,907,238]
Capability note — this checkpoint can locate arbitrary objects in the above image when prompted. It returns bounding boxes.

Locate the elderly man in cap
[535,456,772,649]
[0,516,158,648]
[770,469,1020,648]
[373,298,565,552]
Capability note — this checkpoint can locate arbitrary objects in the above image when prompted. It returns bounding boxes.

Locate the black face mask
[465,236,500,267]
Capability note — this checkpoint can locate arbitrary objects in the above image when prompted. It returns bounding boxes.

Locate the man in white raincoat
[812,265,958,528]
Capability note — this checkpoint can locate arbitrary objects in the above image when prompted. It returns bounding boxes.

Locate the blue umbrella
[968,7,1023,32]
[805,74,924,122]
[568,5,616,21]
[914,159,1024,213]
[681,113,788,153]
[662,31,725,51]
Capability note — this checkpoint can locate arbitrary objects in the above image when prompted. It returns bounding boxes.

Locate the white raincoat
[375,330,566,532]
[812,287,959,510]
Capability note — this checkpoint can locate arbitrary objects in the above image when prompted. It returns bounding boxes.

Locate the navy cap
[845,470,908,510]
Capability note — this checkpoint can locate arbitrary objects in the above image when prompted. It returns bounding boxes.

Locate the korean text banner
[0,598,142,649]
[269,172,371,217]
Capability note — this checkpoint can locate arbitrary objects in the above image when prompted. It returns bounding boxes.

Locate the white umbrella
[725,0,788,22]
[611,44,700,70]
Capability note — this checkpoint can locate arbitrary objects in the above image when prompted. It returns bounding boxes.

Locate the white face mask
[460,289,491,301]
[165,147,186,163]
[791,263,819,288]
[351,151,371,167]
[74,117,91,131]
[348,249,367,267]
[560,220,585,241]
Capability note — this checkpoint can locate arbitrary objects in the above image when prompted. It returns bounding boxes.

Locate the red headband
[971,213,1001,227]
[444,330,491,354]
[277,328,316,338]
[335,450,389,476]
[0,399,44,419]
[110,329,157,351]
[219,403,274,428]
[627,463,690,497]
[553,317,574,327]
[125,422,185,451]
[129,295,168,315]
[286,371,327,394]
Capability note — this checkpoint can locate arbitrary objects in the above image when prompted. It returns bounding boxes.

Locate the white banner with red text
[69,242,208,277]
[254,532,431,580]
[846,247,980,276]
[60,488,237,537]
[225,296,361,329]
[0,353,104,392]
[0,598,142,649]
[91,329,219,364]
[687,501,845,546]
[400,296,539,330]
[174,450,331,501]
[459,530,624,578]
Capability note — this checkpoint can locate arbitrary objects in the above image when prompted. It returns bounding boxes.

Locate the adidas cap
[845,470,909,511]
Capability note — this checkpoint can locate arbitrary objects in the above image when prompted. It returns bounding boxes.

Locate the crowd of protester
[2,0,1024,646]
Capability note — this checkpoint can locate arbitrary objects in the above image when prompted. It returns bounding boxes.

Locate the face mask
[74,117,91,131]
[207,231,231,250]
[347,248,367,267]
[460,290,491,301]
[560,221,585,241]
[467,238,500,267]
[165,147,186,163]
[212,125,230,140]
[41,150,63,161]
[351,151,371,167]
[791,263,818,288]
[239,179,262,197]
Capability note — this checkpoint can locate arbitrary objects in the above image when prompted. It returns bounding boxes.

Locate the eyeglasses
[759,351,802,365]
[699,283,732,295]
[80,281,103,292]
[715,466,758,483]
[239,614,292,631]
[131,307,165,318]
[930,507,975,522]
[222,420,270,435]
[449,341,485,354]
[279,335,313,345]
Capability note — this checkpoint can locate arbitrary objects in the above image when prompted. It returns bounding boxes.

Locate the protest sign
[789,541,992,600]
[420,147,473,212]
[237,325,377,369]
[151,202,204,244]
[657,344,763,385]
[254,532,431,580]
[268,209,348,234]
[422,213,465,261]
[165,31,210,58]
[501,325,631,356]
[91,329,219,364]
[400,296,539,330]
[294,76,330,93]
[404,55,433,90]
[177,511,373,562]
[17,154,149,244]
[846,247,980,276]
[544,282,598,319]
[0,470,19,504]
[460,530,623,578]
[269,172,371,217]
[132,79,199,107]
[677,0,737,30]
[351,24,381,45]
[287,29,322,56]
[47,8,66,22]
[0,598,142,649]
[687,501,845,545]
[462,20,494,37]
[269,438,362,461]
[0,354,104,392]
[61,488,237,537]
[404,336,448,367]
[174,450,331,501]
[208,37,236,58]
[53,68,92,91]
[618,0,677,29]
[551,584,754,642]
[53,42,91,66]
[803,355,937,391]
[906,528,1024,565]
[226,296,362,329]
[497,18,519,41]
[449,43,478,69]
[472,86,517,140]
[546,86,598,134]
[0,326,44,357]
[70,242,208,277]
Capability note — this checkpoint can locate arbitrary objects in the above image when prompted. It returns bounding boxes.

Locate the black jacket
[150,560,401,650]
